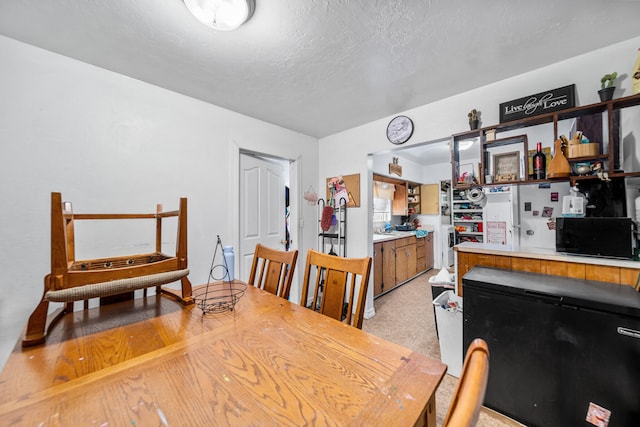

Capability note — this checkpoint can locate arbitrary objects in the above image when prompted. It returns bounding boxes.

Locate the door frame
[229,142,301,300]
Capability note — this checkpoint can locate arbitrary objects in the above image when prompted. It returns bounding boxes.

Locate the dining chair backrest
[300,249,372,329]
[443,338,490,427]
[248,244,298,300]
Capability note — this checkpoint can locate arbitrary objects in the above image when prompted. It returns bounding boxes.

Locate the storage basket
[567,143,599,159]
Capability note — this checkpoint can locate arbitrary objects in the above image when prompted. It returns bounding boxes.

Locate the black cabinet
[463,266,640,427]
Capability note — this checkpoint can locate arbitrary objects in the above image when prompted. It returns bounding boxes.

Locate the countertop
[455,241,640,269]
[373,226,434,243]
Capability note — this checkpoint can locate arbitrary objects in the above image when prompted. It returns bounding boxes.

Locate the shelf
[407,182,421,215]
[454,94,640,137]
[451,93,640,189]
[318,233,345,239]
[483,134,527,148]
[452,188,483,244]
[317,199,346,256]
[566,154,608,162]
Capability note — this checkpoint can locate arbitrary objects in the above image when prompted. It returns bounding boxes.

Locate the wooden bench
[22,192,193,346]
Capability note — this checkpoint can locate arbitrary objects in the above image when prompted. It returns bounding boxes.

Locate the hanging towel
[321,206,334,231]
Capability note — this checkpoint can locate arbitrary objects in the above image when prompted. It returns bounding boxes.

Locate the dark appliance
[579,176,626,217]
[556,217,634,259]
[395,224,415,231]
[463,266,640,427]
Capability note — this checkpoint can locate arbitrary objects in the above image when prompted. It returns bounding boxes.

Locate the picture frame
[493,151,520,182]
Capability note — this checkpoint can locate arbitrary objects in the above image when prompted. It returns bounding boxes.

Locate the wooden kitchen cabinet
[420,184,439,215]
[425,233,434,270]
[416,233,434,273]
[373,240,396,297]
[541,259,586,279]
[455,246,640,295]
[374,234,433,298]
[373,243,383,296]
[392,182,408,216]
[456,252,511,292]
[395,236,417,283]
[416,237,426,272]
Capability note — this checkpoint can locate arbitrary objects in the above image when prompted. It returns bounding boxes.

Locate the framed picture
[493,151,520,182]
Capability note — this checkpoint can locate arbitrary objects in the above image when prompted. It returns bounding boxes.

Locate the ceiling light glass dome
[183,0,255,31]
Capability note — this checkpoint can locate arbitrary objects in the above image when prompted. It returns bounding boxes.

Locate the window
[373,197,391,231]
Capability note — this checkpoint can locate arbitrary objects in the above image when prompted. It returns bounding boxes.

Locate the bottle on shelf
[532,142,546,180]
[633,47,640,95]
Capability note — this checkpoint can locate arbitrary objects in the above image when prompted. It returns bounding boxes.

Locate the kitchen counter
[372,226,435,297]
[372,226,434,243]
[454,241,640,295]
[455,242,640,269]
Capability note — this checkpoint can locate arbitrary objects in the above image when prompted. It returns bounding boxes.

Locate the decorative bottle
[223,246,235,282]
[633,48,640,95]
[532,142,546,179]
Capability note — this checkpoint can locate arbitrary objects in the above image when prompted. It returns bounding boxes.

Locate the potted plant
[468,109,480,130]
[598,72,617,101]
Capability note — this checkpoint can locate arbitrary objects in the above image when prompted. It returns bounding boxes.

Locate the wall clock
[386,115,414,145]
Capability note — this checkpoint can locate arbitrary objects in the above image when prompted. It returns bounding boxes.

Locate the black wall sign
[499,84,575,123]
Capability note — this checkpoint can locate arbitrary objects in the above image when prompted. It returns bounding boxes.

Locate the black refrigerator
[463,266,640,427]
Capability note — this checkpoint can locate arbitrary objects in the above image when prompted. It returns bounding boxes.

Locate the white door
[239,153,287,282]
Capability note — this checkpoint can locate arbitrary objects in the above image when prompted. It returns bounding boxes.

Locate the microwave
[555,217,634,259]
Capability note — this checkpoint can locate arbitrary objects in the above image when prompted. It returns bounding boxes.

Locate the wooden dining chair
[248,244,298,300]
[443,338,490,427]
[300,249,372,329]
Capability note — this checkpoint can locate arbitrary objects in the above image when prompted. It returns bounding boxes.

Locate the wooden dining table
[0,282,446,426]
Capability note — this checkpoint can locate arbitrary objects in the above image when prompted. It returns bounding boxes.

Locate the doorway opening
[236,149,300,300]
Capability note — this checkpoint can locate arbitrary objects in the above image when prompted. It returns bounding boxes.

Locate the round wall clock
[386,115,414,145]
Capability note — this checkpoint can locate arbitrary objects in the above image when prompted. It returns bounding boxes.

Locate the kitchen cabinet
[416,237,426,272]
[373,240,396,296]
[451,93,640,188]
[392,182,408,215]
[455,244,639,295]
[374,234,432,298]
[373,174,410,216]
[425,233,434,269]
[416,233,434,272]
[395,236,417,283]
[420,184,439,215]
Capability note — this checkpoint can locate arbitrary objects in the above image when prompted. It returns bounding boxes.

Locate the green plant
[600,72,618,89]
[468,109,478,121]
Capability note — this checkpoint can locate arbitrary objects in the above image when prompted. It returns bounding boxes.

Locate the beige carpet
[362,270,525,427]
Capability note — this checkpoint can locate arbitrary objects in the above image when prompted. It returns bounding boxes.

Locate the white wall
[371,152,426,184]
[0,35,319,369]
[319,36,640,318]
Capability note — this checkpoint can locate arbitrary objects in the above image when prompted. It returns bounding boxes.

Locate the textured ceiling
[1,1,639,138]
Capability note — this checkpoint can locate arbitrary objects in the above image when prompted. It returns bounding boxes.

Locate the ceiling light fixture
[183,0,255,31]
[458,139,475,150]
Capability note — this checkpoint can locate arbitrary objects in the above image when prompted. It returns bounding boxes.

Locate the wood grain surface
[0,284,446,426]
